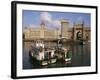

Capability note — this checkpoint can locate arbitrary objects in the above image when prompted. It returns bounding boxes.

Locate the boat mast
[82,20,84,41]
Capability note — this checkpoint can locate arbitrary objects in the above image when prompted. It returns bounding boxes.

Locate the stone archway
[74,30,82,40]
[76,31,82,40]
[73,27,83,40]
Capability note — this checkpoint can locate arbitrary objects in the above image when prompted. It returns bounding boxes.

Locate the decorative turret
[40,20,45,29]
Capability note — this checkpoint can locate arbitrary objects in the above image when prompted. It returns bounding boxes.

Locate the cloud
[40,12,52,24]
[52,20,61,29]
[76,16,83,24]
[40,12,61,29]
[23,24,40,30]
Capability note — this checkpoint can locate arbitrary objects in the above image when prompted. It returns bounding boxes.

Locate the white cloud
[52,20,61,28]
[76,16,83,24]
[40,12,61,29]
[40,12,52,24]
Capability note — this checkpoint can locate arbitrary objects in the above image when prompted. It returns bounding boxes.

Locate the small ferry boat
[29,47,57,66]
[54,47,72,62]
[29,40,57,66]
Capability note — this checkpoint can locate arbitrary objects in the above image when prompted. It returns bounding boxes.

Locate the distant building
[23,19,91,41]
[23,21,59,41]
[73,23,91,40]
[61,19,69,39]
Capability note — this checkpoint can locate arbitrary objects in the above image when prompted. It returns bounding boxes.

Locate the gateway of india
[23,19,90,42]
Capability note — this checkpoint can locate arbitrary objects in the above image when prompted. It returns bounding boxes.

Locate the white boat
[29,40,56,66]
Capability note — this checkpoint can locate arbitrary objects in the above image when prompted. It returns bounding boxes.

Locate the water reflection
[23,42,90,69]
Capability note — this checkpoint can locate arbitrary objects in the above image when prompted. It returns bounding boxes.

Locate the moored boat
[64,50,72,62]
[29,40,57,66]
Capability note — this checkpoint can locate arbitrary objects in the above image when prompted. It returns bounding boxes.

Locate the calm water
[23,42,90,69]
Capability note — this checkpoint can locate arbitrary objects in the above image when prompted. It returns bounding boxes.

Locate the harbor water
[23,41,90,69]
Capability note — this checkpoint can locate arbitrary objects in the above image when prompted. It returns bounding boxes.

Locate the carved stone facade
[23,19,90,41]
[73,24,91,40]
[24,23,59,40]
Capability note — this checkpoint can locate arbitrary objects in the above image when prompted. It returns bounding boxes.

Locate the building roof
[61,19,69,23]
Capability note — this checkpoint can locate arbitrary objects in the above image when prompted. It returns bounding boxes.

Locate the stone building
[73,23,91,40]
[23,21,59,41]
[61,19,69,39]
[23,19,91,41]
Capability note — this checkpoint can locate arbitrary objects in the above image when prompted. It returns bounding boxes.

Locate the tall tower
[40,21,45,39]
[40,20,45,29]
[61,19,69,39]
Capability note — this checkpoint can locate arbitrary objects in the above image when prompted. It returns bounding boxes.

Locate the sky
[22,10,91,29]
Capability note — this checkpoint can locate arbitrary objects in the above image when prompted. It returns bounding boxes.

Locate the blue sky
[22,10,91,29]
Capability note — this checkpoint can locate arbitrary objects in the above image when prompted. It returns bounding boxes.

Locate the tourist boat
[54,47,72,62]
[29,40,57,66]
[29,47,57,66]
[60,47,72,62]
